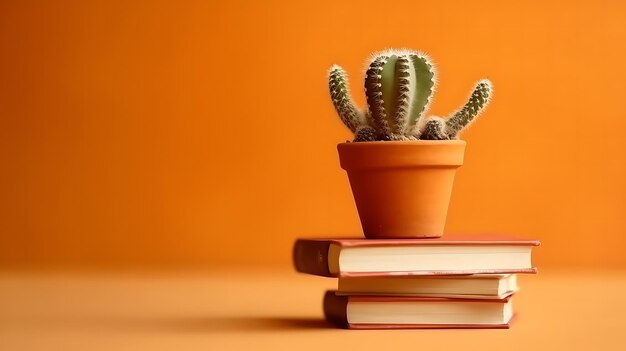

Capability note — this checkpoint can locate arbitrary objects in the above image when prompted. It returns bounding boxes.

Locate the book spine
[323,291,349,327]
[293,240,333,277]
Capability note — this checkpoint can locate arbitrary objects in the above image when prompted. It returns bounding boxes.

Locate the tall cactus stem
[379,55,399,135]
[408,54,436,129]
[391,55,413,135]
[365,55,390,136]
[445,79,492,139]
[328,65,362,133]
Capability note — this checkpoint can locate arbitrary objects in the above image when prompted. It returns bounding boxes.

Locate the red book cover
[293,237,540,277]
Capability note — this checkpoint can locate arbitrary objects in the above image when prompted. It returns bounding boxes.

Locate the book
[337,274,517,299]
[293,237,539,277]
[323,291,513,329]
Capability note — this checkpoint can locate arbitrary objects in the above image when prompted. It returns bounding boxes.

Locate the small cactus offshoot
[328,65,362,133]
[328,49,492,141]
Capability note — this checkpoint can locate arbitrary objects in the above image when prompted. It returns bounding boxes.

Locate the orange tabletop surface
[1,268,625,350]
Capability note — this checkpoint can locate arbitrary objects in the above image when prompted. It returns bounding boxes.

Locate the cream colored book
[293,238,539,277]
[337,274,518,299]
[324,291,514,329]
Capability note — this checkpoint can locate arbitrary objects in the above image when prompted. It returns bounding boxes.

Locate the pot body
[337,140,466,239]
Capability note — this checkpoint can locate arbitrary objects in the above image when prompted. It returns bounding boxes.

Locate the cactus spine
[328,49,491,142]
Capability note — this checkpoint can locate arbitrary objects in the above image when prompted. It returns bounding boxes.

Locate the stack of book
[293,237,539,329]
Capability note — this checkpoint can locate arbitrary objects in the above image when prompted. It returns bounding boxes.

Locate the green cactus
[328,65,362,133]
[364,50,435,140]
[419,116,449,140]
[444,80,492,139]
[364,55,390,135]
[328,49,491,142]
[408,54,435,131]
[355,125,378,142]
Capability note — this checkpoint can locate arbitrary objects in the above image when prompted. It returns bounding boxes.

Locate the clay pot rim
[337,139,466,169]
[338,140,466,147]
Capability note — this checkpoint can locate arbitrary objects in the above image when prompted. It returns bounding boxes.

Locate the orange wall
[1,0,625,269]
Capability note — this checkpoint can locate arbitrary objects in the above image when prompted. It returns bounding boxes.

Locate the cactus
[420,80,492,140]
[328,65,363,133]
[355,125,378,142]
[408,54,436,132]
[444,80,492,139]
[328,49,492,142]
[364,55,390,135]
[419,116,449,140]
[363,50,435,140]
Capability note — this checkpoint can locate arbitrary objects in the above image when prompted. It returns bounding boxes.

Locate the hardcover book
[294,237,539,277]
[337,274,518,299]
[324,291,513,329]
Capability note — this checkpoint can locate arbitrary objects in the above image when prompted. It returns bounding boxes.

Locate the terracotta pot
[337,140,466,239]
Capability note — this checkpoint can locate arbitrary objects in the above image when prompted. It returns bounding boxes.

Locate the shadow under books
[50,315,332,333]
[149,316,332,332]
[32,315,332,333]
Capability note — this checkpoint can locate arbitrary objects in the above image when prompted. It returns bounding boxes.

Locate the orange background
[1,0,625,270]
